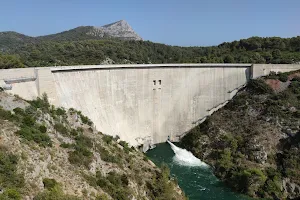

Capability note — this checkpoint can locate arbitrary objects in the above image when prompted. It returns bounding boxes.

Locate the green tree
[223,55,234,63]
[0,54,24,69]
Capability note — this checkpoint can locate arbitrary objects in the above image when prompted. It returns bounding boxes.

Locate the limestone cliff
[89,20,142,41]
[181,70,300,199]
[0,92,185,200]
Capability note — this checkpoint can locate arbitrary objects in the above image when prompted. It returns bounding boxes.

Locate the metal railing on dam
[1,63,300,150]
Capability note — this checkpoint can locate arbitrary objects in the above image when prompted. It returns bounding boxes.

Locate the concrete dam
[1,64,300,148]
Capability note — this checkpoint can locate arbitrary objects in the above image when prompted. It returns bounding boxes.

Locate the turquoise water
[146,142,251,200]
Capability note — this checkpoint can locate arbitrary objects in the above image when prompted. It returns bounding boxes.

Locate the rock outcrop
[88,20,142,41]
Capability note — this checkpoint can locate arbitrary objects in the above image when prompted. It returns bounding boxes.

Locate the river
[146,141,252,200]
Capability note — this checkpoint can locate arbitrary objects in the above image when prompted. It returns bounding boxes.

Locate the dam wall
[1,64,300,147]
[252,64,300,78]
[0,68,38,100]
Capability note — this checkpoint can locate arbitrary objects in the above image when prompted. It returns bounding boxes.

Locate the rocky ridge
[0,20,142,51]
[0,92,185,200]
[88,20,142,41]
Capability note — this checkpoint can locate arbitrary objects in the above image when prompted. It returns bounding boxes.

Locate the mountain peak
[102,19,128,27]
[0,20,142,50]
[91,20,142,41]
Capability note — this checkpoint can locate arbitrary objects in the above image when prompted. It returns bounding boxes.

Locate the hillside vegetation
[181,70,300,199]
[0,35,300,69]
[0,92,186,200]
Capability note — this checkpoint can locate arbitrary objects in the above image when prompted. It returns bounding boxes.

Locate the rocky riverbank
[181,70,300,199]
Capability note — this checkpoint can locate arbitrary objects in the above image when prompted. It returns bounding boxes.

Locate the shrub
[55,107,66,116]
[76,127,83,133]
[16,126,52,147]
[75,145,93,157]
[266,167,281,179]
[34,184,80,200]
[39,125,47,133]
[95,171,131,200]
[120,174,129,186]
[263,179,282,198]
[146,164,176,200]
[24,105,36,115]
[97,146,119,163]
[102,135,113,144]
[0,188,21,200]
[68,136,93,168]
[96,194,109,200]
[96,174,109,188]
[29,93,50,112]
[230,168,267,195]
[247,79,273,94]
[119,140,132,153]
[0,150,24,191]
[107,171,122,186]
[82,173,98,187]
[68,149,93,168]
[0,108,16,121]
[293,111,300,118]
[54,123,68,135]
[60,143,73,148]
[67,134,93,168]
[22,116,35,126]
[77,111,93,126]
[13,107,25,116]
[268,71,278,79]
[291,76,300,82]
[222,134,238,152]
[114,135,120,141]
[278,73,289,82]
[75,135,93,148]
[289,81,300,94]
[43,178,58,190]
[217,148,233,171]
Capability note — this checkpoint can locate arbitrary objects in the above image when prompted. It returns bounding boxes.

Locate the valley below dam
[147,142,252,200]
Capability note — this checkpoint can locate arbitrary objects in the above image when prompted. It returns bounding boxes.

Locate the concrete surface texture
[1,64,300,147]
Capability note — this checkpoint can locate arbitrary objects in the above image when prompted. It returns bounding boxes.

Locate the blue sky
[1,0,299,46]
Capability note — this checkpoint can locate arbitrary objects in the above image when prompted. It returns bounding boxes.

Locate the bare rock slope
[88,20,142,40]
[0,92,185,200]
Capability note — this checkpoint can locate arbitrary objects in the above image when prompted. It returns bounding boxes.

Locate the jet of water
[167,140,209,168]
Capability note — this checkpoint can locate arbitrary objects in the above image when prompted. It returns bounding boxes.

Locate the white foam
[167,141,209,167]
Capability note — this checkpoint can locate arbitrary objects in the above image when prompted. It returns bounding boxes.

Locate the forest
[0,36,300,69]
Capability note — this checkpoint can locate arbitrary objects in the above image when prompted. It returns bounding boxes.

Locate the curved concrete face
[2,64,300,147]
[52,66,250,146]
